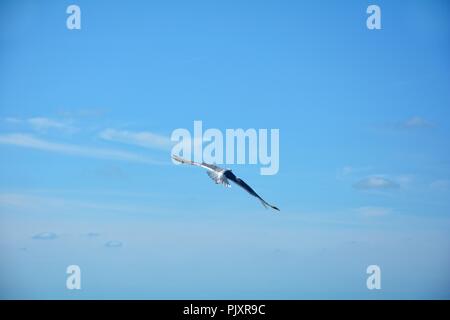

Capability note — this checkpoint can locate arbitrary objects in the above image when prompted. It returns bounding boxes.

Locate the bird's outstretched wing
[172,155,223,173]
[224,171,280,211]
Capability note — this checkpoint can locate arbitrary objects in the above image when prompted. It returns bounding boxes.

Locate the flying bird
[172,155,280,211]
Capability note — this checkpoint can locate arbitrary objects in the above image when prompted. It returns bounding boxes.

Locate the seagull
[172,155,280,211]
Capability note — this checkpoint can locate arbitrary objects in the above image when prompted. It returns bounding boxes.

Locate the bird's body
[172,155,279,211]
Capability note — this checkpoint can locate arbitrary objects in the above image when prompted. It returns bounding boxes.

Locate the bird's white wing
[206,171,230,187]
[172,155,224,173]
[200,162,224,172]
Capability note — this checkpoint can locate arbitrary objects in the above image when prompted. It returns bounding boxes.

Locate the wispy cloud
[393,174,414,188]
[402,116,434,129]
[5,117,21,124]
[355,206,391,217]
[56,107,108,118]
[105,240,123,248]
[86,232,101,238]
[99,128,173,150]
[5,117,77,133]
[375,116,435,132]
[0,192,160,215]
[32,232,58,240]
[0,133,162,164]
[430,179,450,190]
[336,165,372,179]
[340,166,354,176]
[353,176,399,190]
[28,117,76,132]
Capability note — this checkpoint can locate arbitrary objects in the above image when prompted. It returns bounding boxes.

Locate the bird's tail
[259,198,280,212]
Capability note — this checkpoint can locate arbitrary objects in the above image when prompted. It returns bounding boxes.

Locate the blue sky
[0,0,450,299]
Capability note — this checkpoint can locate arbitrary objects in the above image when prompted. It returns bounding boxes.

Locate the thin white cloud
[28,117,76,132]
[392,174,414,188]
[376,116,435,132]
[86,232,101,238]
[353,176,399,190]
[355,206,391,217]
[341,166,353,176]
[56,107,108,118]
[5,117,21,124]
[402,116,433,129]
[32,232,58,240]
[105,240,123,248]
[0,192,160,214]
[4,116,77,133]
[430,179,450,190]
[0,133,162,164]
[99,128,173,150]
[336,165,372,179]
